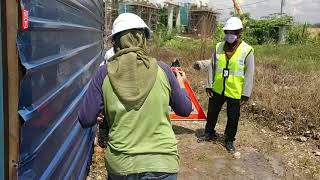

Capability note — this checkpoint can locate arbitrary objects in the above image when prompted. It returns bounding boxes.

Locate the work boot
[225,141,236,153]
[197,132,217,143]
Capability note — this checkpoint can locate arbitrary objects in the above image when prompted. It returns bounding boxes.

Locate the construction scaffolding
[118,2,160,31]
[188,6,218,37]
[104,0,118,35]
[165,1,182,33]
[104,1,217,38]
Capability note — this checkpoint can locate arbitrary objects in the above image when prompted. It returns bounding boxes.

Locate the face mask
[225,34,238,44]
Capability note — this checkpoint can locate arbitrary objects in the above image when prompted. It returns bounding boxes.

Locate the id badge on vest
[223,68,229,78]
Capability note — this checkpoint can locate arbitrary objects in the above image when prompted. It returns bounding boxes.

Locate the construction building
[188,5,218,37]
[105,0,218,37]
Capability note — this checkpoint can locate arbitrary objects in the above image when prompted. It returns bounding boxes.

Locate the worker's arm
[158,62,192,117]
[242,51,255,98]
[207,52,216,88]
[205,52,216,97]
[193,59,211,70]
[78,65,107,128]
[192,53,215,89]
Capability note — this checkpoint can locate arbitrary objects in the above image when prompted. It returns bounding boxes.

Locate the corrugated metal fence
[16,0,104,179]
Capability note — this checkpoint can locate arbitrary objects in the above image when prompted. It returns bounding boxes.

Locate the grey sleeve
[207,53,215,89]
[242,51,255,97]
[194,60,211,70]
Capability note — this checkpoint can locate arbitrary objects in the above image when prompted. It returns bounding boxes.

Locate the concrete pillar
[175,7,181,33]
[148,12,152,30]
[167,5,174,33]
[279,26,287,44]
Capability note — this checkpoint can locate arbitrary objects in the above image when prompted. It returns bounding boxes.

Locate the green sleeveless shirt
[102,66,179,175]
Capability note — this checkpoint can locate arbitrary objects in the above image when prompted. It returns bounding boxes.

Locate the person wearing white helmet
[78,13,192,179]
[198,17,255,153]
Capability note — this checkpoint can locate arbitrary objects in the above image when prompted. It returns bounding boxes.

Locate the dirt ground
[86,45,320,180]
[87,112,320,180]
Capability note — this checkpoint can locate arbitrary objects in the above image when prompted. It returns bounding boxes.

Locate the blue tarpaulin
[16,0,104,179]
[180,4,189,27]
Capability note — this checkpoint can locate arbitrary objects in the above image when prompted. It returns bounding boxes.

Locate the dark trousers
[204,92,240,142]
[108,172,177,180]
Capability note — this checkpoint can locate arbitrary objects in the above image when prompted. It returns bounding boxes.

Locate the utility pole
[232,0,242,15]
[279,0,287,44]
[280,0,285,15]
[167,4,174,33]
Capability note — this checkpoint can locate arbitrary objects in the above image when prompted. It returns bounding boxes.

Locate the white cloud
[212,0,320,23]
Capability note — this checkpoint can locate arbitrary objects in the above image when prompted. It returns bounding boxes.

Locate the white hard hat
[109,13,151,39]
[223,17,243,31]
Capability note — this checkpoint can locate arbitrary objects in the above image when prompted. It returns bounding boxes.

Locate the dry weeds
[308,28,320,38]
[149,40,320,137]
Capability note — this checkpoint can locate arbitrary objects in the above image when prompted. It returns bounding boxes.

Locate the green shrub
[287,23,311,44]
[154,12,319,48]
[243,14,293,44]
[213,23,224,44]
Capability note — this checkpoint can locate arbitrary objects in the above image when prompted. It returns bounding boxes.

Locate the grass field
[150,40,320,178]
[249,43,320,135]
[87,39,320,180]
[150,39,320,136]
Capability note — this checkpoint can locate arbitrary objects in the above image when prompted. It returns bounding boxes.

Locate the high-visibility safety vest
[213,41,253,99]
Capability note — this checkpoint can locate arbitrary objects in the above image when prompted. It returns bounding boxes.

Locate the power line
[240,5,278,11]
[214,0,269,11]
[214,0,271,11]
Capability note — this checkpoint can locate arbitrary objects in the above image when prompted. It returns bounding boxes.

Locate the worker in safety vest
[78,13,192,179]
[198,17,255,153]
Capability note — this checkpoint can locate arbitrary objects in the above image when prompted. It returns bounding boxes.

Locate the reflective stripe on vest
[213,41,253,99]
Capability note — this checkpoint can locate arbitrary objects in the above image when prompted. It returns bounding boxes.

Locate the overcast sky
[149,0,320,24]
[210,0,320,24]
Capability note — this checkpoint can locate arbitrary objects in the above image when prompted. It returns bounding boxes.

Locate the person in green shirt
[78,13,192,180]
